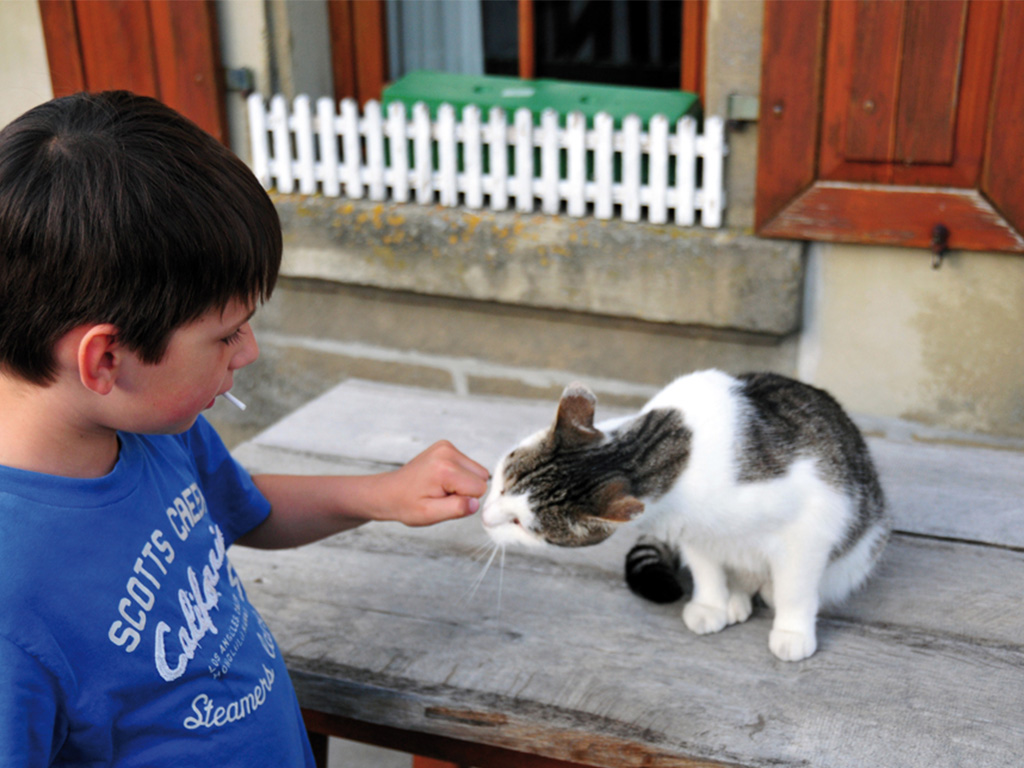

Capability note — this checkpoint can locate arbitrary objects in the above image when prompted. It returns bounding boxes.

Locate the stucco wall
[801,244,1024,439]
[704,0,762,231]
[0,1,52,129]
[217,0,335,156]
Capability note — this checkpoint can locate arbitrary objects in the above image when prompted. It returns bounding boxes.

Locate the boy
[0,91,489,766]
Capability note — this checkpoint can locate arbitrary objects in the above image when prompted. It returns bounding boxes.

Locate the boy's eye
[221,327,246,346]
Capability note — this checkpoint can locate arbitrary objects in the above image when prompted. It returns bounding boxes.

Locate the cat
[481,369,890,661]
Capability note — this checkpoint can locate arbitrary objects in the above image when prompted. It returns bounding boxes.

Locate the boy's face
[117,298,258,434]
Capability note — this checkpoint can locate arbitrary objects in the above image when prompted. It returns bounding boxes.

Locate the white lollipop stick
[223,391,247,411]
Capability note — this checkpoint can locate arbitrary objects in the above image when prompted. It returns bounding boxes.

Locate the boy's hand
[245,442,490,549]
[382,441,490,526]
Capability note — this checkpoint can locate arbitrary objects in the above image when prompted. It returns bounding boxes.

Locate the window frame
[327,0,388,105]
[329,0,706,106]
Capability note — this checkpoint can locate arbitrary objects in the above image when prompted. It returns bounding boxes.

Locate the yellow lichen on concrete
[370,245,404,270]
[462,213,482,238]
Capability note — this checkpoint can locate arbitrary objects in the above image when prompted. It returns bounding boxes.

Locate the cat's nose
[480,498,509,530]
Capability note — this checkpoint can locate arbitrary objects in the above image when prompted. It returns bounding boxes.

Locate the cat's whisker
[496,545,506,618]
[469,540,498,563]
[459,542,500,607]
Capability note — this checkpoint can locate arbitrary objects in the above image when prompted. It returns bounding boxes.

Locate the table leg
[307,730,329,768]
[412,758,469,768]
[302,708,588,768]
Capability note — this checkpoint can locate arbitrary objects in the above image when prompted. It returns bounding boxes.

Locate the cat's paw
[683,601,729,635]
[727,593,753,625]
[769,628,817,661]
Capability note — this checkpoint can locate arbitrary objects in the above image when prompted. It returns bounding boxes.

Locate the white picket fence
[247,93,727,227]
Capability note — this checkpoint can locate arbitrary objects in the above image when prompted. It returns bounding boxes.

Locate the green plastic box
[382,70,700,128]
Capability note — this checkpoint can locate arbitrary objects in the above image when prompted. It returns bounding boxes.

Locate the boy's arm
[0,636,64,765]
[236,441,490,549]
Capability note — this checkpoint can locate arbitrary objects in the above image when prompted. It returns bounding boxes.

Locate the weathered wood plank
[870,438,1024,548]
[230,528,1024,768]
[233,515,1024,661]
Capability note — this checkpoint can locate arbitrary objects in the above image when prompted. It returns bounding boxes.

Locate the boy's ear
[76,324,123,395]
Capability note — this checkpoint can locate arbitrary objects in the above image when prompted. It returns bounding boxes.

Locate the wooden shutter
[38,0,227,144]
[755,0,1024,253]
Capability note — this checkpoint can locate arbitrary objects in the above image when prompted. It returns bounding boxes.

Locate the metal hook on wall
[931,224,950,269]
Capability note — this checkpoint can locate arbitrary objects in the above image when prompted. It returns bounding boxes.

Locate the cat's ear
[595,479,645,522]
[554,383,603,447]
[603,494,645,523]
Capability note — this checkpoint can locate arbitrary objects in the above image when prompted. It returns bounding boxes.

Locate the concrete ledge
[275,195,805,336]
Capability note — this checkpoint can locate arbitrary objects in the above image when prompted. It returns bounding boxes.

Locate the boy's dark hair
[0,90,282,384]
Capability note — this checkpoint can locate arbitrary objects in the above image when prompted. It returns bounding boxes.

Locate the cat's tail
[624,536,692,604]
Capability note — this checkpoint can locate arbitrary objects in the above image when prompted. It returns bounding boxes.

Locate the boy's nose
[230,323,259,369]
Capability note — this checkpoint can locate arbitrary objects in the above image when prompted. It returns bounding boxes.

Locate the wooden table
[230,380,1024,768]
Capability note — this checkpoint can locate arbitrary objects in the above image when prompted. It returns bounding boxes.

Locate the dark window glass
[533,0,681,87]
[481,0,520,76]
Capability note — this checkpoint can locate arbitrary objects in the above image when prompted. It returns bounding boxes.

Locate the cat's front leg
[726,591,753,626]
[680,546,732,635]
[725,570,762,625]
[767,545,828,662]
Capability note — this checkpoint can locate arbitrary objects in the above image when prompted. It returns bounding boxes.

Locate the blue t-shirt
[0,417,315,767]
